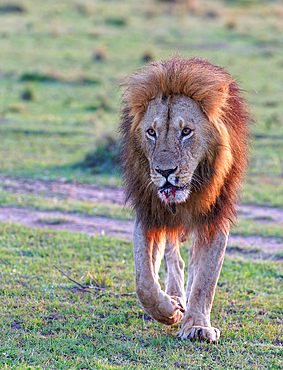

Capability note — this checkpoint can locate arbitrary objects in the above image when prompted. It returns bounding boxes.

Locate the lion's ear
[199,83,230,128]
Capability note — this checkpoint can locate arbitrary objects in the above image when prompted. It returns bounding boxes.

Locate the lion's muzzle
[151,166,191,205]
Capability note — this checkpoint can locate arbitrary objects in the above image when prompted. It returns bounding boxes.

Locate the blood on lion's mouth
[158,182,190,205]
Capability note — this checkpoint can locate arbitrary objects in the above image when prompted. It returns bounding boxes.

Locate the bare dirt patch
[0,176,124,205]
[228,235,283,254]
[238,204,283,224]
[0,176,283,254]
[0,207,133,239]
[1,205,282,256]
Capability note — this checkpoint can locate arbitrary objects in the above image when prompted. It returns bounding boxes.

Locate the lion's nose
[155,167,177,178]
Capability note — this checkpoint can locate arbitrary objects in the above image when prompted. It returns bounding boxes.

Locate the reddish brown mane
[119,58,251,241]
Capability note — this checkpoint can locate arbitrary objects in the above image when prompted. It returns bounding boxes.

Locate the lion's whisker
[145,180,153,191]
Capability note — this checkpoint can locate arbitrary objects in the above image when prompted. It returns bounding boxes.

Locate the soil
[0,176,283,255]
[0,176,124,204]
[0,206,133,240]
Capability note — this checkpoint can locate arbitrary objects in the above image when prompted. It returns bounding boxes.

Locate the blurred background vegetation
[0,0,283,197]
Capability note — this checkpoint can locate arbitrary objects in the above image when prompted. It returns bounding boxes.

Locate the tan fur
[119,58,251,341]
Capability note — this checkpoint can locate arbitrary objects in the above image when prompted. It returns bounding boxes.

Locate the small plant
[83,267,113,288]
[252,216,274,222]
[20,72,59,83]
[93,46,106,61]
[19,71,100,85]
[21,85,35,101]
[79,133,120,174]
[0,4,25,14]
[37,217,71,225]
[105,17,127,27]
[142,46,155,63]
[205,10,219,19]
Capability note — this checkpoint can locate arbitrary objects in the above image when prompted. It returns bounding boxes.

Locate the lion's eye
[181,128,192,137]
[147,129,156,137]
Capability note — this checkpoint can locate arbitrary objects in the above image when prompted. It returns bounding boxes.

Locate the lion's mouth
[158,182,190,205]
[159,182,189,193]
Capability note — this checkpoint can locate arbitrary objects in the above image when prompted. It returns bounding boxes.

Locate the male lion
[119,58,250,342]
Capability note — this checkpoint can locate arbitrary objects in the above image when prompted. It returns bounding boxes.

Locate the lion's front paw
[169,297,185,324]
[176,325,220,343]
[171,296,186,313]
[156,295,185,325]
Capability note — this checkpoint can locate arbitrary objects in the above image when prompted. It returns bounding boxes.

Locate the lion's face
[141,95,211,205]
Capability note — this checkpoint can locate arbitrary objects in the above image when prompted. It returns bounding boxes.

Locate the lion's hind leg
[164,232,186,313]
[133,220,185,325]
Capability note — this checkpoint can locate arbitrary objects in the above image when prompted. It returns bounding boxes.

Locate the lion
[119,58,250,342]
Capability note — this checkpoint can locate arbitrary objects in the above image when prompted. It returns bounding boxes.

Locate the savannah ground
[0,0,282,368]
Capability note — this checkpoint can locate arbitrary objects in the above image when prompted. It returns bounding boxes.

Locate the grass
[0,224,282,369]
[243,176,283,207]
[0,0,283,368]
[233,219,283,240]
[0,186,133,220]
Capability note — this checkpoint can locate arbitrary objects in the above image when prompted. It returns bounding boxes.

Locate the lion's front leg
[133,219,185,325]
[177,229,228,342]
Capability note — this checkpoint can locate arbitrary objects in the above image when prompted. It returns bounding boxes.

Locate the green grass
[1,0,283,368]
[0,224,282,369]
[0,186,133,220]
[243,176,283,207]
[233,219,283,240]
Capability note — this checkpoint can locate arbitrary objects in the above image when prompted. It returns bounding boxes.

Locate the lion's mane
[119,58,251,241]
